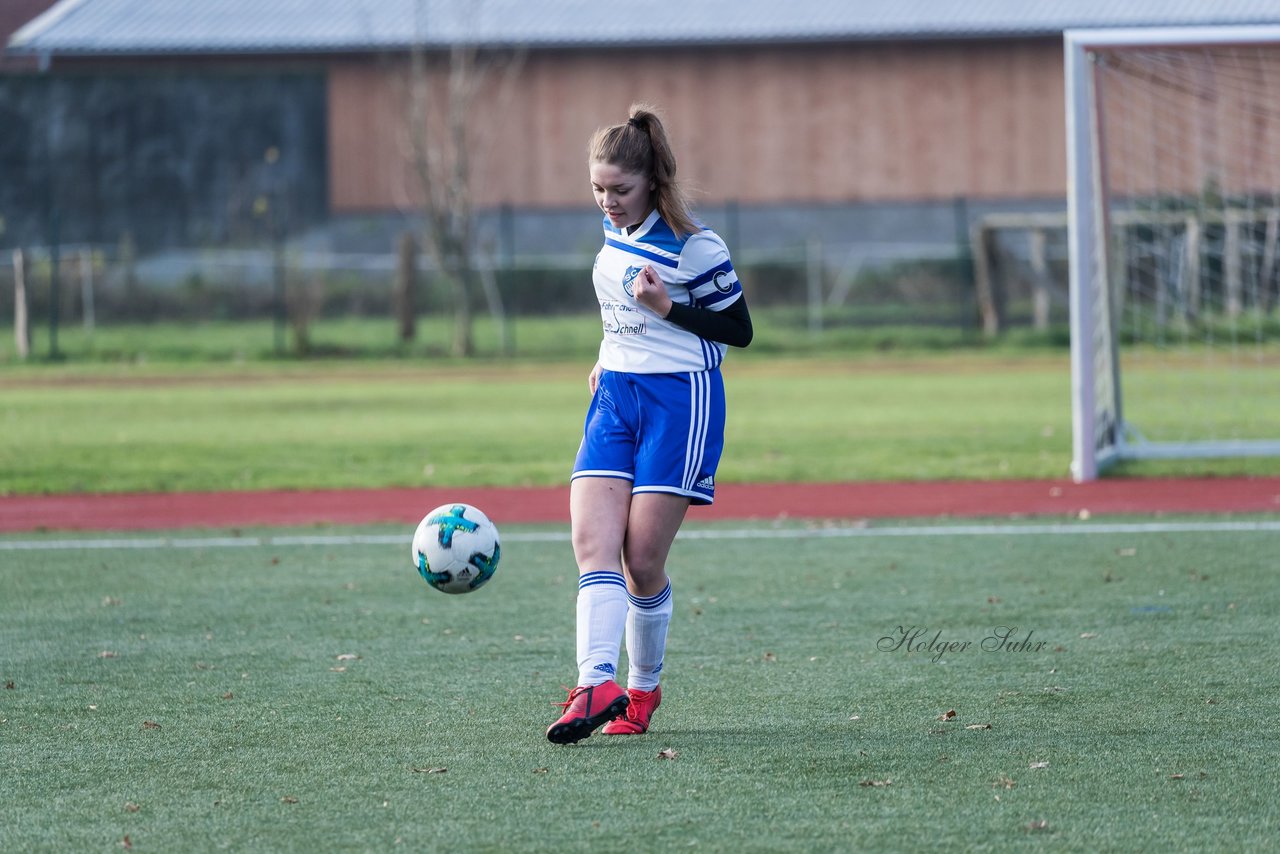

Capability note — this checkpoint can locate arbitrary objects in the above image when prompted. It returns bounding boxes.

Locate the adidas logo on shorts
[696,476,715,489]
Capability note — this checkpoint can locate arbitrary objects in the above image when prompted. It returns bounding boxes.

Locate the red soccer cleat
[546,681,629,744]
[602,686,662,735]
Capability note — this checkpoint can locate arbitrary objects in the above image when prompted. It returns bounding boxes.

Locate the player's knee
[623,564,666,598]
[621,543,666,586]
[573,528,621,571]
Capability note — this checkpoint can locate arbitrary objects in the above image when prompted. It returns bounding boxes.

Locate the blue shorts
[572,369,726,505]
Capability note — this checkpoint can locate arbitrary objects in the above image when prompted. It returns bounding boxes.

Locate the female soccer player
[546,104,753,744]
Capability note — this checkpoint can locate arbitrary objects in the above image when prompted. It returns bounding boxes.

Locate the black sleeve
[662,295,753,348]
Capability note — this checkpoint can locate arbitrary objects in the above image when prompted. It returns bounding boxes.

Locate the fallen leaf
[1079,632,1098,639]
[4,681,13,690]
[330,667,347,672]
[966,723,992,730]
[1025,820,1050,832]
[849,715,862,721]
[87,704,98,710]
[532,767,549,774]
[657,748,679,760]
[121,835,132,850]
[938,709,957,721]
[762,652,777,663]
[1077,508,1091,520]
[281,796,299,804]
[124,802,140,812]
[1170,774,1185,780]
[222,692,234,700]
[859,778,892,787]
[141,721,161,730]
[411,767,447,774]
[1029,761,1049,769]
[102,597,123,607]
[336,654,360,661]
[1116,547,1137,557]
[98,651,118,659]
[987,596,1002,604]
[993,776,1016,789]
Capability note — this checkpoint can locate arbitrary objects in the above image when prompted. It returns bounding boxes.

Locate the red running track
[1,478,1277,533]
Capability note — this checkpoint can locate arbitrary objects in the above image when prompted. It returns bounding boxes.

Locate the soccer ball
[411,503,501,594]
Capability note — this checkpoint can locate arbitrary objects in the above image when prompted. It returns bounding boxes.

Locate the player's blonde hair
[588,103,698,239]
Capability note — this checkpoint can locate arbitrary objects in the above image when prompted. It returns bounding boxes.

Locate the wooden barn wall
[328,38,1068,213]
[1095,47,1280,199]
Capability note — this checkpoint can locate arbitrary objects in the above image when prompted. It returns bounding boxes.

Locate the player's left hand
[632,264,673,317]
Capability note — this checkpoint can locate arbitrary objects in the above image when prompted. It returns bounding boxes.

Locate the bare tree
[402,6,524,357]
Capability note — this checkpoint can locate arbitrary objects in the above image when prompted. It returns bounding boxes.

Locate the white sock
[576,571,628,687]
[625,581,673,692]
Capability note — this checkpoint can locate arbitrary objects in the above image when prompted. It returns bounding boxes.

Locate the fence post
[80,247,95,333]
[1182,216,1200,322]
[1224,210,1242,318]
[273,237,286,355]
[49,211,61,358]
[1261,209,1278,315]
[970,221,1000,337]
[395,231,417,343]
[13,249,30,360]
[1029,228,1051,331]
[119,231,137,303]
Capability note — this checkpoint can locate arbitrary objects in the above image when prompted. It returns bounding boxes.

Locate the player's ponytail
[589,103,699,239]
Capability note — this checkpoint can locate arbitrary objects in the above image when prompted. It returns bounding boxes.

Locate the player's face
[590,161,653,229]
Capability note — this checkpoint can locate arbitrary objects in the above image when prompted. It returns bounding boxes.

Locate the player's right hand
[588,361,603,395]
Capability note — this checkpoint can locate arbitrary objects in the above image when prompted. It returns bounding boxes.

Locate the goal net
[1066,27,1280,481]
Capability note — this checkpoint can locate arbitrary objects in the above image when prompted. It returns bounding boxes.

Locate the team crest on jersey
[621,265,644,297]
[713,270,734,294]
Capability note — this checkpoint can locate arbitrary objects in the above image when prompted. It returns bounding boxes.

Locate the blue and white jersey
[592,209,743,374]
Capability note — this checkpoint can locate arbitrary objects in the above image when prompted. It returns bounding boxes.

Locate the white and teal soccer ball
[411,503,501,594]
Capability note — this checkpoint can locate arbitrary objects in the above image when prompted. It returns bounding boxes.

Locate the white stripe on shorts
[682,371,711,493]
[571,469,634,481]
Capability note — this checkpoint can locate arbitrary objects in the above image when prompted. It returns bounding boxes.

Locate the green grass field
[4,351,1279,496]
[3,518,1278,851]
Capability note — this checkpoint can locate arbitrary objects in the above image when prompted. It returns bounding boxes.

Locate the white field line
[1,520,1278,552]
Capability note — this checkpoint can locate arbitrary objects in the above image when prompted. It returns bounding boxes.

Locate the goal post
[1066,26,1280,482]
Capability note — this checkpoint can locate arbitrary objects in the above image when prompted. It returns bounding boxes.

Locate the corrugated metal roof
[11,0,1280,55]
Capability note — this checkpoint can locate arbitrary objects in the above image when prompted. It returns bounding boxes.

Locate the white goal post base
[1066,25,1280,482]
[1094,440,1280,468]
